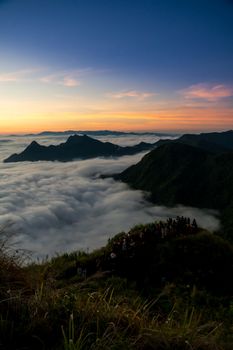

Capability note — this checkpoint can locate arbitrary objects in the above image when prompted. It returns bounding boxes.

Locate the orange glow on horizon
[1,106,233,135]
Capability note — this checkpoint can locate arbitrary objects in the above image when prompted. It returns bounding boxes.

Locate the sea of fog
[0,133,220,259]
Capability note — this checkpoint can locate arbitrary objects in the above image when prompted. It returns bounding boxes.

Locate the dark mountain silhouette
[116,142,233,208]
[154,130,233,153]
[3,134,156,163]
[23,130,177,137]
[115,137,233,240]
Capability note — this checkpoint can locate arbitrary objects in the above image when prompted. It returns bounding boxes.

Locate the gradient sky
[0,0,233,133]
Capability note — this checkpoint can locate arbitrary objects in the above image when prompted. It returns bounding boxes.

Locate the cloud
[107,90,158,100]
[40,68,92,88]
[63,76,80,87]
[0,68,39,83]
[0,134,220,259]
[181,83,233,102]
[40,73,81,87]
[0,67,91,87]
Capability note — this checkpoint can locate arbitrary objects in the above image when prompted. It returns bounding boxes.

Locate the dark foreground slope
[115,142,233,239]
[4,134,155,162]
[1,219,233,349]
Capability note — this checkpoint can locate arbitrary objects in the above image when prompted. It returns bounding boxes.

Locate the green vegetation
[1,219,233,349]
[116,142,233,241]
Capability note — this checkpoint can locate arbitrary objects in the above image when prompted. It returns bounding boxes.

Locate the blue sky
[0,0,233,132]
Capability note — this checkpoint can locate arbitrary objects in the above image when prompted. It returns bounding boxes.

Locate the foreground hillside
[116,142,233,241]
[1,218,233,349]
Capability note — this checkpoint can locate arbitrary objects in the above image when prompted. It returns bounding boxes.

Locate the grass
[59,287,223,350]
[0,221,233,349]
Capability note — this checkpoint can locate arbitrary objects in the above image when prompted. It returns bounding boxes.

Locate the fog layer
[0,134,219,258]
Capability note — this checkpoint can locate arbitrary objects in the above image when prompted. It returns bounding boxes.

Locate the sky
[0,0,233,133]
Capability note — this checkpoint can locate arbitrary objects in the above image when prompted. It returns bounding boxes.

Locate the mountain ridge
[3,134,156,163]
[154,129,233,153]
[115,131,233,240]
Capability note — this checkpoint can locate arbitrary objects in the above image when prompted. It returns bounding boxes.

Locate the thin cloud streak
[181,83,233,102]
[39,67,94,87]
[0,68,40,83]
[107,90,158,100]
[0,67,93,87]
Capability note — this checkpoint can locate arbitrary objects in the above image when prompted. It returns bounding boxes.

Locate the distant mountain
[3,134,156,163]
[115,136,233,240]
[23,130,177,137]
[154,130,233,153]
